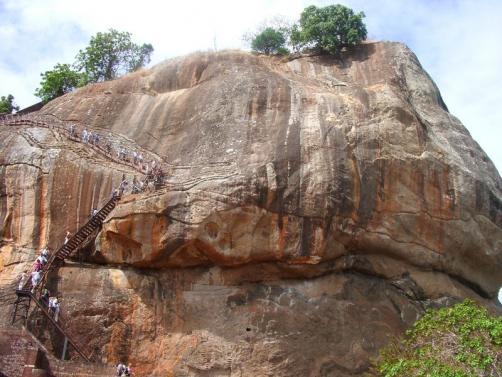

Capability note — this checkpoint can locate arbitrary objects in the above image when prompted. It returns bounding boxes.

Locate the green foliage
[34,29,153,102]
[374,300,502,377]
[293,4,367,54]
[0,94,19,113]
[75,28,153,83]
[251,27,287,55]
[35,63,85,103]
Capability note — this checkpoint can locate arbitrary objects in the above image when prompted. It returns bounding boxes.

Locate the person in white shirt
[49,297,60,322]
[31,270,41,292]
[64,231,71,245]
[18,270,28,290]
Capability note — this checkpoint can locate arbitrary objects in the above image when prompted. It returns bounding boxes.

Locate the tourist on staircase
[33,259,42,272]
[116,363,132,376]
[64,231,71,245]
[132,176,140,194]
[36,250,47,266]
[41,288,50,307]
[116,363,125,376]
[17,270,28,291]
[30,270,41,293]
[48,297,60,322]
[119,178,129,196]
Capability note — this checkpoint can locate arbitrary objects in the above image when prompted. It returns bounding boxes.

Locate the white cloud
[1,0,502,173]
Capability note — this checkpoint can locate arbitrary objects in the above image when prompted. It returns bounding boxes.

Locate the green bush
[35,63,85,103]
[292,4,367,55]
[0,94,19,114]
[251,27,287,55]
[35,29,153,102]
[374,299,502,377]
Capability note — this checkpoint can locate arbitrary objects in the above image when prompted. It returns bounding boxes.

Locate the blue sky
[0,2,501,171]
[1,0,501,177]
[0,0,501,301]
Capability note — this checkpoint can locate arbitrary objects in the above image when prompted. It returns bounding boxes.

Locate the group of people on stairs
[16,246,62,322]
[16,246,50,293]
[14,198,108,320]
[67,122,163,180]
[4,115,169,195]
[115,167,165,198]
[41,288,60,322]
[8,116,170,369]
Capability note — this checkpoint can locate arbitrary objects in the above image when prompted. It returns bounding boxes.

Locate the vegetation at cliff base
[0,94,19,114]
[35,29,153,102]
[247,4,367,56]
[373,299,502,377]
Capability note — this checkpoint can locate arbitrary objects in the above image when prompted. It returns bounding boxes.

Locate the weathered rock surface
[1,41,501,376]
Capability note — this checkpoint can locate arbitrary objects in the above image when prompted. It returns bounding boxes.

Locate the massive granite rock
[1,41,501,376]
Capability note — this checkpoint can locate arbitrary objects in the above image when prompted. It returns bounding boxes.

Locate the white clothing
[31,271,41,287]
[49,297,60,321]
[18,273,28,290]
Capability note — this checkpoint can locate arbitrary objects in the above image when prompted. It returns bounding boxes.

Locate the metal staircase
[11,194,120,361]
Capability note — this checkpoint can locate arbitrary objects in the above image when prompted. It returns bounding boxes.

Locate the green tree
[35,63,85,103]
[293,4,367,54]
[251,27,287,55]
[75,29,154,83]
[373,299,502,377]
[0,94,19,114]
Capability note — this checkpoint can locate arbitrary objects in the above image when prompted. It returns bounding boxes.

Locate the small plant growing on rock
[372,299,502,377]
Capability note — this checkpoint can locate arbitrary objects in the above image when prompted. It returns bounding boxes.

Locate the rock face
[1,41,501,376]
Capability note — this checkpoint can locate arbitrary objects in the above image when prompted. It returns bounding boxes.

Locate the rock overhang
[7,41,500,299]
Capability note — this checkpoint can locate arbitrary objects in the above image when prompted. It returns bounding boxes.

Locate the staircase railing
[31,194,120,297]
[14,194,120,361]
[27,291,90,361]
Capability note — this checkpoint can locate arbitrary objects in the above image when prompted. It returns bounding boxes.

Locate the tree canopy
[0,94,19,114]
[75,29,154,83]
[374,300,502,377]
[292,5,367,54]
[251,27,287,55]
[35,63,85,103]
[35,29,153,102]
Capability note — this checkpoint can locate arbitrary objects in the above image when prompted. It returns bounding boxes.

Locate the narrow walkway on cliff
[0,111,236,196]
[0,112,167,192]
[10,193,120,362]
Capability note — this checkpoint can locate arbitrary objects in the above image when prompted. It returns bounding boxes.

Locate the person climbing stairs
[12,193,121,361]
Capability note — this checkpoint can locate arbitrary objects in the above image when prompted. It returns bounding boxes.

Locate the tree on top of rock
[35,29,154,103]
[0,94,19,114]
[251,27,287,55]
[35,63,85,103]
[291,4,367,54]
[75,29,154,83]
